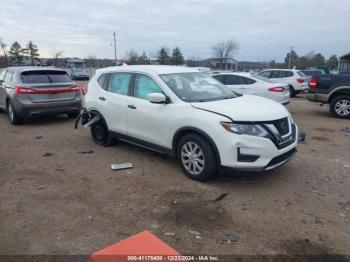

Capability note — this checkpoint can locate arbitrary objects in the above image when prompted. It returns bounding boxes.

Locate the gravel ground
[0,93,349,256]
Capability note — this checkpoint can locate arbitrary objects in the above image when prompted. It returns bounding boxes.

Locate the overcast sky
[0,0,349,62]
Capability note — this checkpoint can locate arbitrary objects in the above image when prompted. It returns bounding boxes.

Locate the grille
[272,117,290,136]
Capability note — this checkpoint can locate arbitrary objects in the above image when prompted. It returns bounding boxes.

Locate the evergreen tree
[8,42,25,65]
[171,47,184,65]
[158,47,170,65]
[24,41,40,65]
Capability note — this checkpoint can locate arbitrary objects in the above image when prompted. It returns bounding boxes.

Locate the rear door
[222,75,251,94]
[0,70,7,108]
[96,72,131,134]
[20,70,77,103]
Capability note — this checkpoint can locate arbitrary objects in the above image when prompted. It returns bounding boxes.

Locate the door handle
[128,105,137,109]
[99,96,106,101]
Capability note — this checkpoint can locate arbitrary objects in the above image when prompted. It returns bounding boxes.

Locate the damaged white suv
[80,65,299,181]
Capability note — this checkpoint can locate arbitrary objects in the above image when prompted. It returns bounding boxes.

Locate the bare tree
[0,38,8,66]
[211,39,239,70]
[52,50,64,66]
[86,55,97,67]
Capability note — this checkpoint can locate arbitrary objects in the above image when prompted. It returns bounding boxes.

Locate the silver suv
[0,67,81,125]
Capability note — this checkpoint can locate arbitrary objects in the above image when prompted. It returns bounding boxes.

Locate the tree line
[0,39,40,67]
[283,50,339,70]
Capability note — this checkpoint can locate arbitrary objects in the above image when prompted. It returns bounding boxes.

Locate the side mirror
[147,93,167,104]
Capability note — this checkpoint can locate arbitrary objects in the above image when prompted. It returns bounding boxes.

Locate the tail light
[309,77,317,89]
[15,85,80,94]
[268,86,285,92]
[296,78,305,84]
[81,85,88,95]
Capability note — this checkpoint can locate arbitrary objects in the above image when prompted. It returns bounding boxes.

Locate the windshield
[160,72,237,102]
[73,67,86,72]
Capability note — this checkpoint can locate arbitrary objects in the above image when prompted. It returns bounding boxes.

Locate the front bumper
[215,124,299,173]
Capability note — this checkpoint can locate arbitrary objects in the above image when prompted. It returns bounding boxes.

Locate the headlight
[220,122,269,137]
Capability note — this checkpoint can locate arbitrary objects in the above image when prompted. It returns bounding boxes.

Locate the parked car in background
[79,65,299,181]
[0,67,81,125]
[212,72,290,105]
[306,74,350,119]
[301,69,325,76]
[71,67,90,80]
[256,69,309,97]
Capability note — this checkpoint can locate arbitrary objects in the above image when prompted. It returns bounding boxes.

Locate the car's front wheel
[330,95,350,119]
[90,120,114,146]
[177,134,218,181]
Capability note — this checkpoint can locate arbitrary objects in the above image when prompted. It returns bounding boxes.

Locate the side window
[270,70,283,78]
[4,71,14,83]
[97,73,109,89]
[134,74,163,99]
[106,73,131,95]
[285,71,294,77]
[212,75,226,83]
[259,71,271,78]
[244,77,256,85]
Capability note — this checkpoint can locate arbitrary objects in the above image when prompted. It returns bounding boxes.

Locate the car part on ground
[111,163,133,170]
[76,65,299,181]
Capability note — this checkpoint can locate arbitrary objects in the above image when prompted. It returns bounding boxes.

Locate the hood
[191,95,290,122]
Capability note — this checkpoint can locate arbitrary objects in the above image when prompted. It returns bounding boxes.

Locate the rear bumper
[14,99,81,117]
[305,92,328,103]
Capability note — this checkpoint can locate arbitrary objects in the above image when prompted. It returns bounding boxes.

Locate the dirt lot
[0,92,349,256]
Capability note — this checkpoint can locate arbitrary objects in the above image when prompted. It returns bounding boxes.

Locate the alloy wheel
[335,99,350,116]
[181,141,205,175]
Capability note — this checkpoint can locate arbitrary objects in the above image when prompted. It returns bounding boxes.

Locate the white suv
[256,69,309,97]
[82,65,298,181]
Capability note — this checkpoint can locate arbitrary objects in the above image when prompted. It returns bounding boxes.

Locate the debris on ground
[341,127,350,136]
[78,150,94,154]
[42,152,53,157]
[188,230,200,236]
[55,168,64,172]
[111,163,133,170]
[35,136,43,139]
[164,232,175,236]
[222,234,240,244]
[37,186,47,190]
[213,193,228,202]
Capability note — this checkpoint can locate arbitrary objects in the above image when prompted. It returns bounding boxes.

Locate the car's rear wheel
[90,121,114,146]
[67,111,80,119]
[289,85,295,98]
[177,134,218,181]
[330,95,350,119]
[7,102,23,125]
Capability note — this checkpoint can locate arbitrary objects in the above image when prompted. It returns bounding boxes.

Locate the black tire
[7,102,24,125]
[67,111,80,119]
[90,120,114,146]
[289,85,295,98]
[330,95,350,119]
[177,133,218,181]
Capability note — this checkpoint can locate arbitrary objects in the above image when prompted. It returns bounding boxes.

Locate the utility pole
[113,32,117,66]
[288,46,293,69]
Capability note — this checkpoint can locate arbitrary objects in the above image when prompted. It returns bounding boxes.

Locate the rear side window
[221,75,256,85]
[0,70,6,81]
[21,70,71,83]
[4,71,14,83]
[284,71,294,77]
[97,74,109,89]
[297,71,306,77]
[107,73,131,95]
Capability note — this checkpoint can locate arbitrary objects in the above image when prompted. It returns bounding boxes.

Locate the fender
[172,126,221,164]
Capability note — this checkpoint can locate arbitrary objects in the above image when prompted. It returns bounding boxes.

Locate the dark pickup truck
[306,74,350,119]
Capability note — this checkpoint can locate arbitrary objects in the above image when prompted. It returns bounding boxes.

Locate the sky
[0,0,349,62]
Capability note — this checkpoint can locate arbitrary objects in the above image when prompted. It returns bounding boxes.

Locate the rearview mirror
[147,93,167,104]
